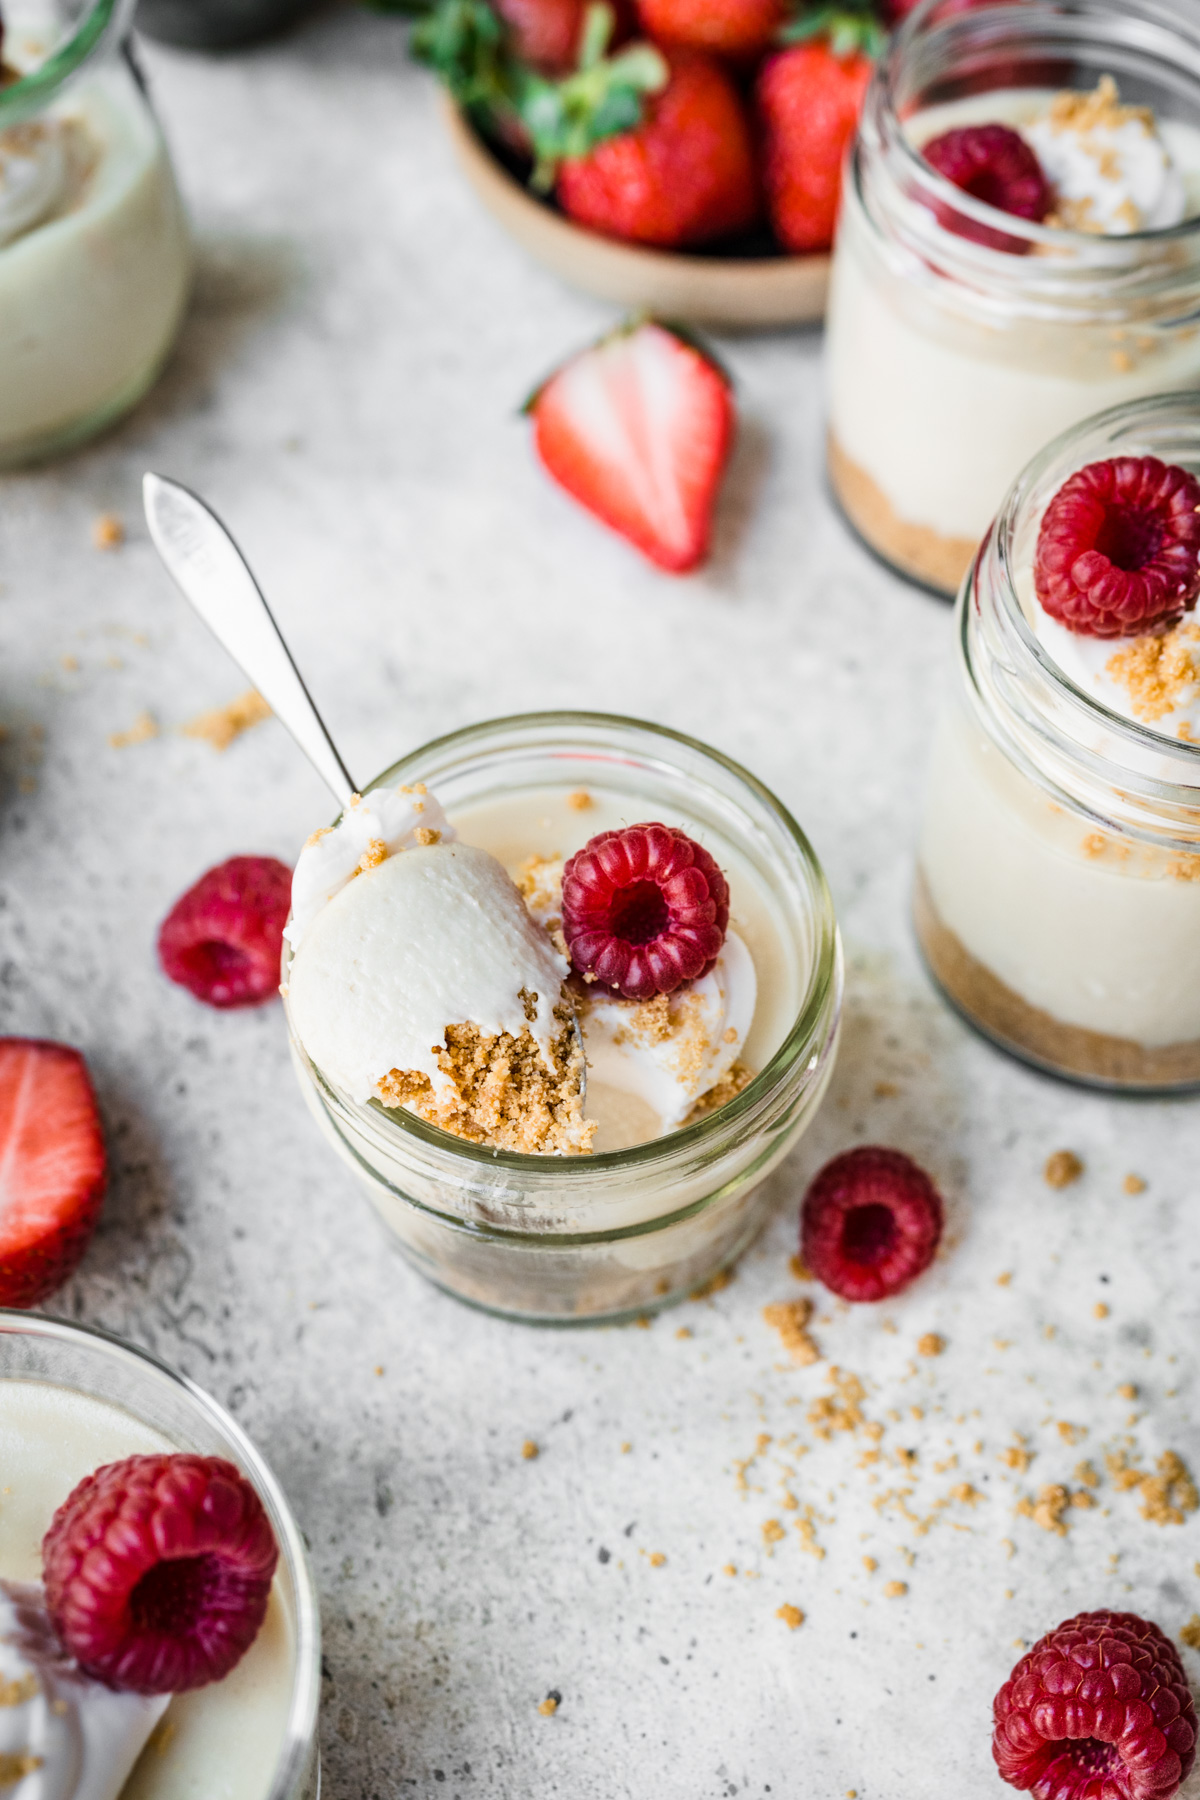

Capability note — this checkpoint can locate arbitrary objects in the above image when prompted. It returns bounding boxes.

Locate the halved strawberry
[0,1039,107,1308]
[527,318,735,573]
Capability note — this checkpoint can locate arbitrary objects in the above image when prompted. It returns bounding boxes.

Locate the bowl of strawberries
[402,0,893,327]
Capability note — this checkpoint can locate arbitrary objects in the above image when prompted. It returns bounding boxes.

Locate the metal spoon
[142,472,357,809]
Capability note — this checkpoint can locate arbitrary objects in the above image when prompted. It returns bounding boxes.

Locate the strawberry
[632,0,786,60]
[757,29,876,254]
[556,51,759,247]
[492,0,586,71]
[0,1038,107,1308]
[526,318,735,573]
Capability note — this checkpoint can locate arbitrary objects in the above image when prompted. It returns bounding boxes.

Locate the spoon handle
[143,473,357,810]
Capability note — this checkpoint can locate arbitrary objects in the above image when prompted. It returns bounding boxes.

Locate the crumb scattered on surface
[763,1298,821,1366]
[790,1253,812,1282]
[1182,1616,1200,1651]
[354,838,388,876]
[1117,1384,1137,1401]
[1094,1302,1109,1320]
[648,1552,666,1568]
[182,688,271,751]
[1057,1422,1086,1446]
[762,1519,785,1547]
[917,1333,945,1358]
[1106,623,1200,724]
[776,1604,804,1630]
[996,1271,1012,1287]
[862,1556,877,1573]
[1124,1174,1147,1195]
[538,1695,559,1716]
[109,710,158,748]
[566,790,592,811]
[1044,1150,1084,1189]
[0,1673,38,1707]
[691,1268,732,1301]
[522,1440,539,1460]
[1075,1461,1099,1489]
[883,1581,907,1598]
[1016,1484,1072,1536]
[92,512,124,549]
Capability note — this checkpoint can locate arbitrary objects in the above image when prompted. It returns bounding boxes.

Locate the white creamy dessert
[286,781,780,1155]
[916,438,1200,1086]
[0,55,189,466]
[0,1380,296,1800]
[827,78,1200,593]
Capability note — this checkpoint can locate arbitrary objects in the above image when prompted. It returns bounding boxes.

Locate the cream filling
[0,120,69,248]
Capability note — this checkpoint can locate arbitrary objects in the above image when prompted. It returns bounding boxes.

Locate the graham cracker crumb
[776,1603,805,1630]
[1106,623,1200,724]
[1117,1384,1137,1401]
[996,1271,1013,1287]
[675,1326,692,1340]
[566,790,592,811]
[515,854,567,953]
[376,1002,594,1155]
[862,1555,877,1573]
[0,1756,44,1782]
[1094,1302,1109,1320]
[109,710,158,748]
[762,1518,786,1546]
[809,1368,869,1440]
[917,1333,945,1358]
[1045,1150,1084,1189]
[1181,1617,1200,1651]
[883,1580,907,1598]
[1047,75,1154,138]
[0,1673,38,1707]
[874,1080,899,1097]
[1000,1437,1033,1473]
[538,1695,559,1716]
[648,1551,666,1568]
[182,688,271,751]
[763,1298,821,1366]
[1138,1452,1199,1525]
[414,827,441,846]
[620,1442,632,1454]
[355,838,388,876]
[795,1511,825,1560]
[790,1254,813,1282]
[723,1563,737,1576]
[522,1440,539,1460]
[1057,1421,1086,1445]
[1124,1174,1147,1195]
[149,1717,176,1753]
[1016,1484,1072,1536]
[92,512,124,549]
[690,1268,732,1301]
[1075,1461,1100,1489]
[682,1060,753,1125]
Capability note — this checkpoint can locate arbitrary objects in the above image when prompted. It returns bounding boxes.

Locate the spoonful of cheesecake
[143,474,592,1155]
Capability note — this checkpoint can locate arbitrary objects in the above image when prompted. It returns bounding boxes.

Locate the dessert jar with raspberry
[0,1310,321,1799]
[284,712,843,1324]
[0,0,190,467]
[915,392,1200,1089]
[826,0,1200,596]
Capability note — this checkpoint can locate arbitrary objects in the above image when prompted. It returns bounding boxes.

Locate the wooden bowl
[438,95,830,329]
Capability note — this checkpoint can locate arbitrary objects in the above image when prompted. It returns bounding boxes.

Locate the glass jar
[915,391,1200,1090]
[0,1309,321,1798]
[0,0,190,466]
[826,0,1200,596]
[284,712,844,1325]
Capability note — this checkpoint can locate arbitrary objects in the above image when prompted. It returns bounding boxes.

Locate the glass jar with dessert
[0,1308,320,1799]
[0,0,190,467]
[283,711,843,1325]
[915,390,1200,1090]
[826,0,1200,596]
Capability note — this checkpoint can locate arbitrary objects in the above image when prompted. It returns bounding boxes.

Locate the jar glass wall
[826,0,1200,596]
[0,0,190,466]
[284,712,844,1325]
[0,1310,321,1799]
[915,392,1200,1089]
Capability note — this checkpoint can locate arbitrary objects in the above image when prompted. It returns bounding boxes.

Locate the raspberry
[993,1610,1197,1800]
[560,823,729,1002]
[801,1146,943,1303]
[1034,456,1200,639]
[922,123,1051,251]
[43,1453,279,1694]
[157,856,292,1008]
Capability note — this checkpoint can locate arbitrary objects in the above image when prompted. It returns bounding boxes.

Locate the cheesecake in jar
[283,712,843,1323]
[0,0,189,467]
[826,0,1200,596]
[915,392,1200,1089]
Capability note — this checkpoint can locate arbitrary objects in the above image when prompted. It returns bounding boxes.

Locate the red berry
[801,1146,943,1303]
[922,123,1051,251]
[0,1039,106,1308]
[528,318,735,573]
[557,52,760,250]
[634,0,785,60]
[561,823,729,1001]
[494,0,586,72]
[993,1611,1197,1800]
[757,41,874,256]
[157,856,292,1009]
[1034,456,1200,639]
[43,1453,279,1695]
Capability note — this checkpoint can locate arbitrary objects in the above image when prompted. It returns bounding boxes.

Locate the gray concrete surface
[3,9,1200,1793]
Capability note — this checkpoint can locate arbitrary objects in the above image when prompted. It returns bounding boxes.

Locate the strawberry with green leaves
[632,0,786,60]
[526,318,735,573]
[756,7,880,253]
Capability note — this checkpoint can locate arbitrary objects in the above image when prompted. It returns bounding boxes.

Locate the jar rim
[0,1306,321,1800]
[286,708,842,1178]
[0,0,134,127]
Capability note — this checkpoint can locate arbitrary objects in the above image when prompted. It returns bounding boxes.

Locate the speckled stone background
[3,10,1200,1795]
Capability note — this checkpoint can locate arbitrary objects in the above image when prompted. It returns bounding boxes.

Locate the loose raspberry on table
[922,123,1051,250]
[993,1610,1197,1800]
[157,855,292,1008]
[560,823,729,1002]
[43,1453,279,1694]
[801,1146,943,1303]
[1034,456,1200,639]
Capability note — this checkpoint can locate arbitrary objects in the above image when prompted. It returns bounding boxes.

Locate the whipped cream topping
[0,1580,169,1800]
[1025,79,1186,234]
[286,840,571,1106]
[285,782,457,952]
[579,931,757,1131]
[0,122,68,249]
[1032,598,1200,741]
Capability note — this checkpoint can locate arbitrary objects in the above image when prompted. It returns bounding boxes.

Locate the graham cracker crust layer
[913,870,1200,1089]
[827,433,979,597]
